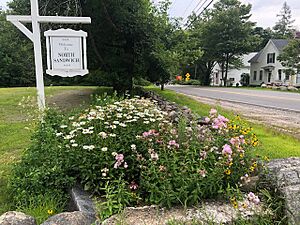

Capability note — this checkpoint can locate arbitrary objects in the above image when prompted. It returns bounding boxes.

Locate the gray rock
[272,86,279,90]
[287,86,298,91]
[41,212,94,225]
[280,86,288,91]
[261,84,267,88]
[283,184,300,225]
[267,158,300,225]
[70,186,96,218]
[0,211,36,225]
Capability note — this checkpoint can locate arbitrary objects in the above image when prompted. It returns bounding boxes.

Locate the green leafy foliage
[16,192,67,225]
[10,94,263,216]
[278,39,300,75]
[0,11,35,87]
[9,110,77,203]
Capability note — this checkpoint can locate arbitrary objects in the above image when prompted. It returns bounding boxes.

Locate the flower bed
[9,94,264,221]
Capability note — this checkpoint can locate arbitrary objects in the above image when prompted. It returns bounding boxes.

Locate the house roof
[248,50,262,63]
[248,39,289,63]
[271,39,289,50]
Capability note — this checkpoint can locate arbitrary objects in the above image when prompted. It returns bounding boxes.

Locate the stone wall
[266,157,300,224]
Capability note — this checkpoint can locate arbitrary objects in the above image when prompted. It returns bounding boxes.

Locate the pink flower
[222,144,232,155]
[156,139,163,144]
[247,192,260,205]
[230,138,238,146]
[168,140,179,148]
[129,181,138,190]
[253,196,260,205]
[142,131,150,137]
[115,154,124,162]
[114,153,125,169]
[212,115,229,129]
[142,129,159,138]
[204,117,210,123]
[247,192,255,200]
[209,108,217,116]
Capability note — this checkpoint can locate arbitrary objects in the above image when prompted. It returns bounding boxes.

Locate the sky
[161,0,300,29]
[1,0,299,29]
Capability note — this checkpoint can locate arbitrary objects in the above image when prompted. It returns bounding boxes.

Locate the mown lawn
[146,87,300,159]
[0,86,99,214]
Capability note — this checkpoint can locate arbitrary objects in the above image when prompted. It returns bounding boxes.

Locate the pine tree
[273,1,295,38]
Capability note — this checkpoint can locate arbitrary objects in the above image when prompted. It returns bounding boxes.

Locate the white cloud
[168,0,300,29]
[241,0,300,28]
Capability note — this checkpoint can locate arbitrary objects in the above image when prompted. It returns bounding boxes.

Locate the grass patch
[146,87,300,159]
[0,86,100,214]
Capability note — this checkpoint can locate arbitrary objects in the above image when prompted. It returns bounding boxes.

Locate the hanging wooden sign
[45,29,88,77]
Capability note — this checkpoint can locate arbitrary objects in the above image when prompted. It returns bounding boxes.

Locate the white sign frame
[45,29,88,77]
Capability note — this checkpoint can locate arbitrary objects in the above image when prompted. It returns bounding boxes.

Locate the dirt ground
[47,89,95,111]
[188,95,300,140]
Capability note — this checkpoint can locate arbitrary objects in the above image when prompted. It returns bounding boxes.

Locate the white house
[249,39,300,86]
[211,53,257,86]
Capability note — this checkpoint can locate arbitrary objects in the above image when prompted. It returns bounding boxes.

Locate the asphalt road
[166,85,300,112]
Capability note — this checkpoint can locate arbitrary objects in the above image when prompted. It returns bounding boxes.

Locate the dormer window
[267,53,275,64]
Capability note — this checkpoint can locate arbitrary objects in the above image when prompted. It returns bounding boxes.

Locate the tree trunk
[220,61,225,86]
[161,83,164,91]
[224,54,230,87]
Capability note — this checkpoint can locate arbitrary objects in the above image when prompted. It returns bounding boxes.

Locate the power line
[182,0,204,26]
[186,0,214,28]
[181,0,197,19]
[169,0,178,12]
[194,0,210,15]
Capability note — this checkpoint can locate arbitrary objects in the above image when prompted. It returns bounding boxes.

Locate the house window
[259,71,263,80]
[267,53,275,64]
[285,74,290,80]
[278,69,282,80]
[253,71,257,81]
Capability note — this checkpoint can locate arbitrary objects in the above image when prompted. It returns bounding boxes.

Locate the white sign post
[6,0,91,110]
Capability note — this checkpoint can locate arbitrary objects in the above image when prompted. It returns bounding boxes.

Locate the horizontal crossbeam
[6,15,91,24]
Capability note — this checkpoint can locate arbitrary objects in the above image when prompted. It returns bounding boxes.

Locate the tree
[252,27,276,51]
[278,39,300,76]
[0,11,35,87]
[190,0,256,86]
[273,2,295,39]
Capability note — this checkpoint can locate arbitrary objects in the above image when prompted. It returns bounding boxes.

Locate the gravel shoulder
[183,94,300,140]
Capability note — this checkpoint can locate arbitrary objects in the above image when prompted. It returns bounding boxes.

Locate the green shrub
[133,77,152,86]
[171,79,202,85]
[9,109,76,203]
[10,95,263,216]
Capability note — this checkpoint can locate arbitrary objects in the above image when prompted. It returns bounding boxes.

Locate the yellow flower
[232,201,238,209]
[225,169,231,175]
[242,203,248,209]
[250,166,255,172]
[239,153,244,158]
[264,156,270,162]
[47,209,54,215]
[229,162,233,167]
